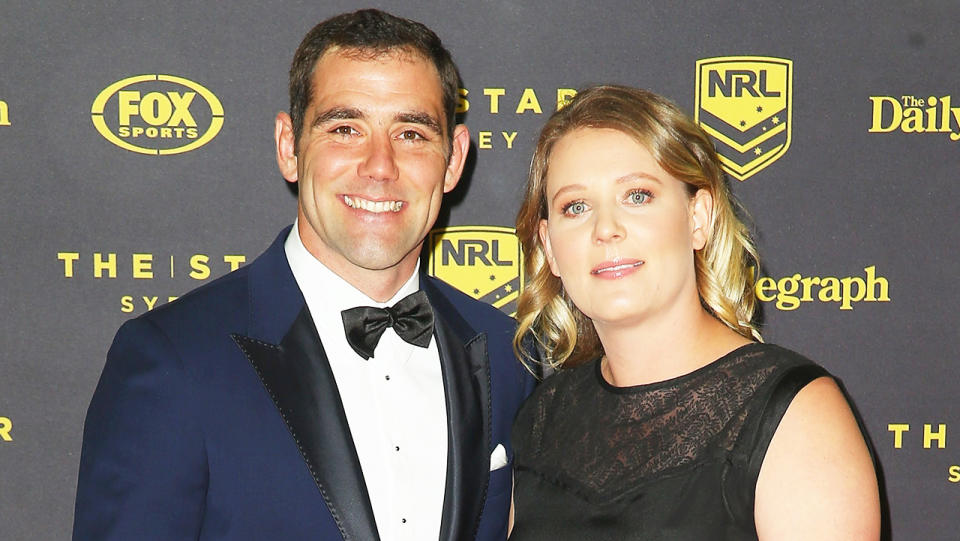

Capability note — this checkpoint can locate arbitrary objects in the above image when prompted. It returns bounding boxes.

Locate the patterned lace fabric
[513,343,810,503]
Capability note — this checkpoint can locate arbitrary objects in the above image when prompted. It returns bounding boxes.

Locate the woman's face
[539,128,711,328]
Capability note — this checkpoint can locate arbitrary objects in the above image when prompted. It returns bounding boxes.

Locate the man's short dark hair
[289,9,460,148]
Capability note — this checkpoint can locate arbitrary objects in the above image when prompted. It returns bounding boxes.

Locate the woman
[509,86,879,540]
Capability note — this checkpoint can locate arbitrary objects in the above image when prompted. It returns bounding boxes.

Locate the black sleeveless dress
[510,343,829,540]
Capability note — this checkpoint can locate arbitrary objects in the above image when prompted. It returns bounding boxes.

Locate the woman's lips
[590,259,644,279]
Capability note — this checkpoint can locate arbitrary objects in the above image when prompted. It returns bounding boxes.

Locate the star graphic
[495,294,501,300]
[489,274,496,281]
[772,116,780,124]
[473,288,480,295]
[504,284,513,293]
[754,147,762,155]
[762,126,767,131]
[756,105,763,113]
[739,120,746,127]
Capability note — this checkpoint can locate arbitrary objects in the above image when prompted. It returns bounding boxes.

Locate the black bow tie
[341,290,435,360]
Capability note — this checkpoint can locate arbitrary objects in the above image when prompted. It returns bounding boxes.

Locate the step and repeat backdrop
[2,1,958,539]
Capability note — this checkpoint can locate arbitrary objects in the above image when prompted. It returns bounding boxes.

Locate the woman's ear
[539,219,560,277]
[690,188,714,251]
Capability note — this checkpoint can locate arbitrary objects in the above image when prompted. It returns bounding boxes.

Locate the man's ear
[690,188,714,251]
[442,124,471,193]
[275,112,298,183]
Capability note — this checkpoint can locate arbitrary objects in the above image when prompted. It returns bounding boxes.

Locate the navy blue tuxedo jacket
[73,227,535,540]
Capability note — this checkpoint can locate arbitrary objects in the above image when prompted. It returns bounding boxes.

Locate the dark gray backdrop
[2,1,958,539]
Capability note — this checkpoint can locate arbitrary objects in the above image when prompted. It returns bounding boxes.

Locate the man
[73,9,534,541]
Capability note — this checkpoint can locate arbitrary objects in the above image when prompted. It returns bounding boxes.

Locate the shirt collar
[284,219,420,334]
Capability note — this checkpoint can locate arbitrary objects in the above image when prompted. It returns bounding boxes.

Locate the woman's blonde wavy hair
[513,85,761,371]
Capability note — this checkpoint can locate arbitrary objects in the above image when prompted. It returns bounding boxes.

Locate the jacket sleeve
[73,317,207,540]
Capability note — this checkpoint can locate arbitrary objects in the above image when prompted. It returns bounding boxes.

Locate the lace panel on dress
[520,345,783,499]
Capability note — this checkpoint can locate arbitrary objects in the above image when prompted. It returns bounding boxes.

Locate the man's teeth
[344,196,403,213]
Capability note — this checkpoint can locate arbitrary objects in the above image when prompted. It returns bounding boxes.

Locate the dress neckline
[593,342,763,395]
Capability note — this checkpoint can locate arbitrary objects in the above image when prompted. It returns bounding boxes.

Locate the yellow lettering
[868,96,901,133]
[775,274,801,311]
[557,88,577,110]
[755,277,776,302]
[839,276,866,310]
[190,254,210,279]
[457,88,469,114]
[501,131,518,149]
[478,131,493,149]
[864,265,890,301]
[58,252,80,277]
[166,92,197,126]
[138,92,173,126]
[949,465,960,483]
[223,255,246,272]
[120,295,135,313]
[132,253,153,279]
[901,107,924,133]
[118,90,140,125]
[0,417,11,441]
[93,252,117,278]
[818,277,841,302]
[168,296,179,303]
[484,88,505,114]
[924,423,947,449]
[515,88,543,114]
[799,275,819,301]
[888,423,909,448]
[142,296,159,311]
[0,99,9,125]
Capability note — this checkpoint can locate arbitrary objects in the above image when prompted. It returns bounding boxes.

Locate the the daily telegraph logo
[869,95,960,140]
[695,56,792,181]
[91,75,224,155]
[426,226,523,316]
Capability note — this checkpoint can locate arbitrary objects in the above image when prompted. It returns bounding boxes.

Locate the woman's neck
[595,304,752,387]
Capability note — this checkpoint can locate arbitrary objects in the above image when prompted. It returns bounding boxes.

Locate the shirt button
[395,445,400,452]
[401,518,407,524]
[385,375,391,381]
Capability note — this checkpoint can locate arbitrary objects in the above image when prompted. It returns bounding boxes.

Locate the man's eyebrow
[311,106,364,127]
[395,111,442,135]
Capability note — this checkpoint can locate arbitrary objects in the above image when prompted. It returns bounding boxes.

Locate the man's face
[277,48,468,296]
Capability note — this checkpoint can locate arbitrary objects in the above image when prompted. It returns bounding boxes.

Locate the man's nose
[358,132,400,182]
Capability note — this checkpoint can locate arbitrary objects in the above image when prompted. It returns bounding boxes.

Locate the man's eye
[399,129,424,140]
[331,125,358,136]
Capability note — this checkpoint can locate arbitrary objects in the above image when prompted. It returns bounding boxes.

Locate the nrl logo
[427,226,523,317]
[695,56,793,181]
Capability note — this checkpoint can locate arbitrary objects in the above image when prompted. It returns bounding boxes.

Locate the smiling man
[74,9,534,541]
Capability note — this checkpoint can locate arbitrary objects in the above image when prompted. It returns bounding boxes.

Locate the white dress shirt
[285,223,448,541]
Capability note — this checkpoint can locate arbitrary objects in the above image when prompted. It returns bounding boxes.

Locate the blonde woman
[509,86,879,540]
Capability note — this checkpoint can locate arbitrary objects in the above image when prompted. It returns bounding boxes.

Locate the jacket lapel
[233,228,379,541]
[424,278,491,541]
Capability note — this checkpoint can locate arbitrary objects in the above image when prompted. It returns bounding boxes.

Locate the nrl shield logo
[427,226,523,316]
[695,56,792,181]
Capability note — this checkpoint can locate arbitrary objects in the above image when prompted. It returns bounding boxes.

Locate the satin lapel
[232,306,380,541]
[424,279,491,541]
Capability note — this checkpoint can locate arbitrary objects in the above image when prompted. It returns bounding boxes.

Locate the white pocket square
[489,443,509,471]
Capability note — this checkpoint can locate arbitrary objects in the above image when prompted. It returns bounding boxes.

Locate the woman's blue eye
[564,201,587,215]
[627,190,651,204]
